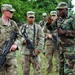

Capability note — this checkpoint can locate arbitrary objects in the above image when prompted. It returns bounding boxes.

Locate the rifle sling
[33,24,35,46]
[25,24,36,46]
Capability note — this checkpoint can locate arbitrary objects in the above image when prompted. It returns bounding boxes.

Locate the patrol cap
[56,2,68,9]
[1,4,15,12]
[50,11,57,16]
[42,13,47,16]
[27,11,35,18]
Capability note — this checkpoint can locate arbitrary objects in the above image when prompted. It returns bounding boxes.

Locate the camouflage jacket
[0,18,19,58]
[39,20,47,28]
[20,23,44,55]
[56,16,75,46]
[43,21,58,46]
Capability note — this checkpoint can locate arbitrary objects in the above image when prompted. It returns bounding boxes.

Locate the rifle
[22,29,35,58]
[0,31,17,69]
[46,17,59,50]
[52,35,59,50]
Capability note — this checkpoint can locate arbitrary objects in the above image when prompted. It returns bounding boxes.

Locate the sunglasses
[7,10,14,13]
[9,11,14,13]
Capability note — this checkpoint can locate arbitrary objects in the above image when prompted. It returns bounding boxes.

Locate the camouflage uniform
[55,2,75,75]
[43,11,58,74]
[50,11,59,72]
[0,4,19,75]
[20,11,44,75]
[39,13,47,28]
[39,13,47,53]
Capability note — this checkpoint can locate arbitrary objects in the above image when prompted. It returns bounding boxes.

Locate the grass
[16,51,59,75]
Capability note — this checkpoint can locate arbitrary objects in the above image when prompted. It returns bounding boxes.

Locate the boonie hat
[56,2,68,9]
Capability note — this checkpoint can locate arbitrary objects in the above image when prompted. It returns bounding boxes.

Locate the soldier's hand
[34,50,39,56]
[57,28,65,34]
[47,16,53,24]
[23,39,27,44]
[46,34,53,39]
[10,44,18,51]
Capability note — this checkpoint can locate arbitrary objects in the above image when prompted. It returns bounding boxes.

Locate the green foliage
[0,0,72,22]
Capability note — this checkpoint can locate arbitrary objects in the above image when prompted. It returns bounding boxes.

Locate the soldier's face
[57,8,68,18]
[43,16,47,21]
[27,17,35,24]
[50,15,57,21]
[3,10,13,18]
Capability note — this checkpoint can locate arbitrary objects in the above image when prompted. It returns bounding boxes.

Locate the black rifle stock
[0,31,17,69]
[22,29,35,58]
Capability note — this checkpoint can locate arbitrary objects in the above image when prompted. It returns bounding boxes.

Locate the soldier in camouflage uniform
[39,13,48,54]
[0,4,19,75]
[50,11,58,23]
[20,11,44,75]
[39,13,48,28]
[55,2,75,75]
[43,11,58,75]
[50,11,59,72]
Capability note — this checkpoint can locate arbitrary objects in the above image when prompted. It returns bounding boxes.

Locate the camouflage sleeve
[43,24,48,35]
[11,20,22,47]
[10,20,18,32]
[35,25,44,52]
[18,24,25,44]
[43,23,54,37]
[39,20,42,27]
[65,17,75,38]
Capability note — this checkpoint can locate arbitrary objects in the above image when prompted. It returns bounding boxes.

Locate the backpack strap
[41,20,44,27]
[33,24,36,46]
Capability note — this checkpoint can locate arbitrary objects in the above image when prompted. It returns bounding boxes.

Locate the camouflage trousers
[45,39,59,75]
[59,44,75,75]
[0,58,18,75]
[21,55,41,75]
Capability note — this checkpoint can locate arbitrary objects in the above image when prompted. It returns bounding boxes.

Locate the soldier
[0,4,19,75]
[50,2,75,75]
[39,12,48,28]
[20,11,44,75]
[50,10,59,72]
[43,11,58,75]
[50,11,58,22]
[39,13,48,54]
